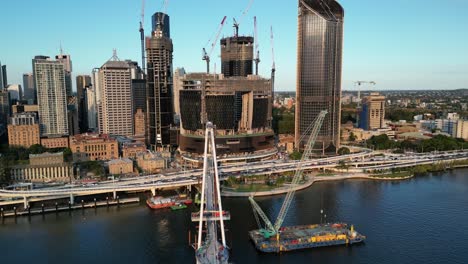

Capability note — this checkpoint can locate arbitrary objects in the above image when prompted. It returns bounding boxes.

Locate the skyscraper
[22,73,35,103]
[220,36,254,77]
[55,53,73,97]
[97,53,135,137]
[85,85,97,131]
[295,0,344,154]
[33,56,69,137]
[6,84,22,102]
[0,61,7,89]
[146,12,174,150]
[76,75,92,132]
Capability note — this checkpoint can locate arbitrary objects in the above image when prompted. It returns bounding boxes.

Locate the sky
[1,0,467,91]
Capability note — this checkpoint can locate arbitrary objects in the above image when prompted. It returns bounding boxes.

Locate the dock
[0,197,140,218]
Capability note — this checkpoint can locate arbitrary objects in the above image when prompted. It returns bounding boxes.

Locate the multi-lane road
[1,149,467,206]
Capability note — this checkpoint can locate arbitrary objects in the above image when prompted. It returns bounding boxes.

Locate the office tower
[0,90,9,128]
[134,108,146,142]
[146,12,174,150]
[76,75,92,132]
[295,0,344,154]
[33,56,69,137]
[0,62,7,89]
[359,93,385,130]
[221,36,254,77]
[97,53,134,137]
[6,84,22,102]
[23,73,35,103]
[55,53,73,96]
[67,96,79,135]
[85,85,97,131]
[7,112,40,148]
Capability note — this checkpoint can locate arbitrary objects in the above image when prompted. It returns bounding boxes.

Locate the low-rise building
[456,120,468,140]
[41,136,69,149]
[10,152,73,182]
[122,141,147,159]
[107,158,133,175]
[136,152,166,173]
[7,112,40,148]
[70,133,118,161]
[278,134,295,153]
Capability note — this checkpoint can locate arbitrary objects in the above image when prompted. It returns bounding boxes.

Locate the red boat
[146,196,176,209]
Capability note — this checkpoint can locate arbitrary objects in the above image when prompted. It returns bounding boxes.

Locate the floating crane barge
[249,111,366,253]
[249,223,365,253]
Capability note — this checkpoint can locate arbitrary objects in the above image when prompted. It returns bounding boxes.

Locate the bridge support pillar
[113,191,117,200]
[150,188,156,197]
[188,185,192,193]
[23,196,29,209]
[70,194,74,205]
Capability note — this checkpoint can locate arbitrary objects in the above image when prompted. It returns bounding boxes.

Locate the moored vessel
[249,223,365,253]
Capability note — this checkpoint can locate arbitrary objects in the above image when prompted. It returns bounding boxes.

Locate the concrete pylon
[23,196,29,208]
[151,187,156,196]
[70,194,74,205]
[113,191,117,200]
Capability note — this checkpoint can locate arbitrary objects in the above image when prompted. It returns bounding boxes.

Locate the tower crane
[249,110,328,238]
[270,26,276,104]
[202,16,227,74]
[139,0,146,73]
[253,16,260,75]
[233,0,254,37]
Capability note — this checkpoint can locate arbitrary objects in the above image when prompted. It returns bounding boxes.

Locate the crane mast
[203,16,227,74]
[253,16,260,75]
[233,0,254,37]
[249,110,328,238]
[139,0,146,73]
[270,26,276,110]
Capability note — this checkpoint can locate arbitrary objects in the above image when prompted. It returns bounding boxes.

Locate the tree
[349,132,357,142]
[29,144,47,154]
[289,150,302,160]
[338,147,351,155]
[0,157,11,185]
[63,148,73,162]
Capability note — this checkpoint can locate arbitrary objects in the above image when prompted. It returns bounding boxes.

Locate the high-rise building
[22,73,35,103]
[0,62,7,89]
[359,93,386,130]
[146,12,174,150]
[134,108,146,142]
[33,56,69,137]
[67,96,79,135]
[7,112,40,148]
[85,85,97,131]
[295,0,344,154]
[456,120,468,140]
[76,75,92,132]
[0,90,10,130]
[221,36,254,77]
[6,84,22,102]
[55,53,73,97]
[97,53,134,137]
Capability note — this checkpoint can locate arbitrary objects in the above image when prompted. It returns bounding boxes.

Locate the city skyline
[1,0,467,91]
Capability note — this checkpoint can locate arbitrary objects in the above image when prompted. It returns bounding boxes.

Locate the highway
[1,149,467,205]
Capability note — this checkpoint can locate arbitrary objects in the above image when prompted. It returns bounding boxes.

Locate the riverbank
[221,172,414,197]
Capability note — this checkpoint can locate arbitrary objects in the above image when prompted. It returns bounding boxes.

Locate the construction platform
[249,223,366,253]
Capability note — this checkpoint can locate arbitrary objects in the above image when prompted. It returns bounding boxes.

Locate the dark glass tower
[295,0,344,154]
[146,12,174,150]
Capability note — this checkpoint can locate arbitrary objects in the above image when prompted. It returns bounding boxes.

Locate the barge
[249,223,365,253]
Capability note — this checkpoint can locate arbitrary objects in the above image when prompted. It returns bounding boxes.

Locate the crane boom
[274,110,327,230]
[233,0,255,37]
[203,16,227,73]
[249,110,328,237]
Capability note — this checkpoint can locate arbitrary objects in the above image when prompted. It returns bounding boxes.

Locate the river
[1,169,468,264]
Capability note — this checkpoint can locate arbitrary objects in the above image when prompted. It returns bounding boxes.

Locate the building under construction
[177,34,274,159]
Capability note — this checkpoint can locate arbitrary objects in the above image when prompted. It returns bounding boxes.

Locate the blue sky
[1,0,467,91]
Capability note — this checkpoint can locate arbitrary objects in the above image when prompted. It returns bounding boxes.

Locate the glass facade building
[295,0,344,154]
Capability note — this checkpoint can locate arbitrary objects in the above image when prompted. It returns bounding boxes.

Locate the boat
[171,203,187,211]
[146,194,193,210]
[146,196,176,209]
[249,223,366,253]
